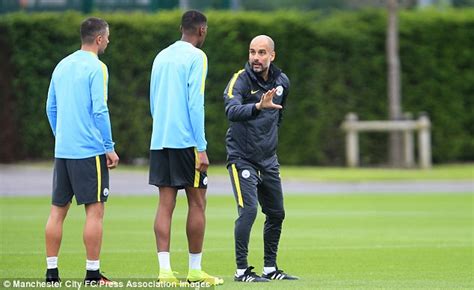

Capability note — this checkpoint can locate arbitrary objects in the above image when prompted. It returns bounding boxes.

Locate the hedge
[0,9,472,165]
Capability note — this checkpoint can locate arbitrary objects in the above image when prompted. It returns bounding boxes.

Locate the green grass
[15,162,474,181]
[110,163,474,181]
[278,163,474,181]
[1,193,473,289]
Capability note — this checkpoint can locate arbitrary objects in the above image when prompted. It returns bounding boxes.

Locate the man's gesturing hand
[255,88,283,110]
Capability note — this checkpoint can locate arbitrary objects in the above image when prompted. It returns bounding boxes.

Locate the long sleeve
[223,71,259,122]
[91,63,115,152]
[150,60,156,117]
[46,78,57,136]
[187,51,208,152]
[278,74,291,126]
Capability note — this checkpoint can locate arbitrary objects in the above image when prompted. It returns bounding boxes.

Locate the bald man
[223,35,298,282]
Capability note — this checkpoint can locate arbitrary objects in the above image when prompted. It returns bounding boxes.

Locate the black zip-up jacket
[223,62,290,163]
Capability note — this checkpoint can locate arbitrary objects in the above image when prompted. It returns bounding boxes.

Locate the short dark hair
[80,17,108,44]
[181,10,207,35]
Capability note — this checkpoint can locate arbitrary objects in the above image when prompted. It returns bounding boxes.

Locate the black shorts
[149,148,207,189]
[52,155,109,206]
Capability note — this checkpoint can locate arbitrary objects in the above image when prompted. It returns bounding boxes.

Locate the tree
[387,0,403,167]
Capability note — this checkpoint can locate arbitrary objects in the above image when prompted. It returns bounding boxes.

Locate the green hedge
[0,9,472,165]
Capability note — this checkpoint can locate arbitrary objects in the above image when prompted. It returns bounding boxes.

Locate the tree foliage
[0,9,472,164]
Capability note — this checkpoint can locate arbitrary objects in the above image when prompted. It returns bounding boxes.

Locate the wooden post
[387,0,403,167]
[403,112,414,168]
[417,114,432,169]
[345,113,359,167]
[341,112,431,169]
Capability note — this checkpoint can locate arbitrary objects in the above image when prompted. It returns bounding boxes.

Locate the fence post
[417,114,432,169]
[345,113,359,167]
[403,112,414,168]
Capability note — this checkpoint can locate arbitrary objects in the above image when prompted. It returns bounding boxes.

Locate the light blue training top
[46,50,115,159]
[149,40,208,152]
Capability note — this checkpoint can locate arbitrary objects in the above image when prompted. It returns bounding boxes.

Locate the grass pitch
[1,193,472,289]
[21,162,474,181]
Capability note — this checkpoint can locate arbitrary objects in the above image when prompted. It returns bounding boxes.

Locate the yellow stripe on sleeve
[227,69,245,99]
[194,148,200,187]
[231,164,243,207]
[200,52,207,95]
[95,156,102,202]
[100,62,108,102]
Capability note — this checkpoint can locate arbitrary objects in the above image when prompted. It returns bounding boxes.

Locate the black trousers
[228,156,285,269]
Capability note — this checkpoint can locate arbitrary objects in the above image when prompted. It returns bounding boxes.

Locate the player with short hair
[45,17,119,284]
[223,35,298,282]
[149,10,223,285]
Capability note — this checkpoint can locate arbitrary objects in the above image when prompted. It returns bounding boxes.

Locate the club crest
[276,85,284,96]
[242,170,250,179]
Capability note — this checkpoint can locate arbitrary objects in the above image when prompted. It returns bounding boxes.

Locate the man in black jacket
[223,35,298,283]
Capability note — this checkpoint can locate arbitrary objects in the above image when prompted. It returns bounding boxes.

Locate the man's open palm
[256,88,282,110]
